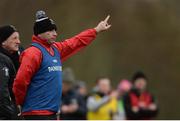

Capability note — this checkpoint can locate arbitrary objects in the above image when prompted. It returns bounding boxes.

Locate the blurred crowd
[59,68,159,120]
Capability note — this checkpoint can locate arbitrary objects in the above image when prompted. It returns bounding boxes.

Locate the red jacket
[124,89,158,119]
[13,29,97,115]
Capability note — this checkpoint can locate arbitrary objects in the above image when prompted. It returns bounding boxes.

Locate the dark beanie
[132,71,148,83]
[0,25,17,45]
[33,10,57,35]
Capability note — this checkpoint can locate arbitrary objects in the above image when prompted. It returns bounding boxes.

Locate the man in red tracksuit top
[13,10,111,120]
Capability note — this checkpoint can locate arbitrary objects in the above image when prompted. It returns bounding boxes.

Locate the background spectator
[113,79,132,120]
[123,71,158,120]
[60,68,87,120]
[87,77,118,120]
[74,81,88,119]
[75,81,88,98]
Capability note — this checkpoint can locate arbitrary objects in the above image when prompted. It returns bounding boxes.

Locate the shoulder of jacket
[0,52,15,71]
[25,46,41,52]
[23,46,42,56]
[0,52,12,64]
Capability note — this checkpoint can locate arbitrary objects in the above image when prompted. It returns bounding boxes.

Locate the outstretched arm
[54,15,111,62]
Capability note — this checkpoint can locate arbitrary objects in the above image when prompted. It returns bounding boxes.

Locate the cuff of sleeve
[92,28,98,35]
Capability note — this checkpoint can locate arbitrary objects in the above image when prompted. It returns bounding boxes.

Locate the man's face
[38,30,57,44]
[78,86,87,96]
[2,32,20,53]
[62,82,72,94]
[98,78,111,94]
[134,78,147,91]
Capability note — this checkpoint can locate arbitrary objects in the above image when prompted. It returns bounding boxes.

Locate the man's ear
[2,42,5,46]
[2,41,7,46]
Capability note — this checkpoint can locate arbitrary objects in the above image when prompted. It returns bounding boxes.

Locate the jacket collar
[32,35,51,48]
[0,46,12,58]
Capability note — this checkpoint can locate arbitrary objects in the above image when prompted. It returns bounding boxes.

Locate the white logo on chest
[48,66,62,72]
[53,59,58,63]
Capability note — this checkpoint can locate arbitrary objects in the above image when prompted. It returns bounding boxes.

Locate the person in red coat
[123,71,158,120]
[13,10,111,120]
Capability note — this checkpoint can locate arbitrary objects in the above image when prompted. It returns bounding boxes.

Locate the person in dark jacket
[74,81,88,120]
[60,68,87,120]
[0,25,21,119]
[123,71,158,120]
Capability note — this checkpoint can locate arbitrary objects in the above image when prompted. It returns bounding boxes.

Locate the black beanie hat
[132,71,148,83]
[33,10,57,35]
[0,25,17,45]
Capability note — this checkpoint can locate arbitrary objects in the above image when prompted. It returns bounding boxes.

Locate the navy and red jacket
[13,29,97,115]
[123,88,158,120]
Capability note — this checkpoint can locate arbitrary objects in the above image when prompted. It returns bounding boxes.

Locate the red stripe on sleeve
[54,29,97,62]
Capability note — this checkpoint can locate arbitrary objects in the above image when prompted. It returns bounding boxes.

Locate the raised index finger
[104,15,110,22]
